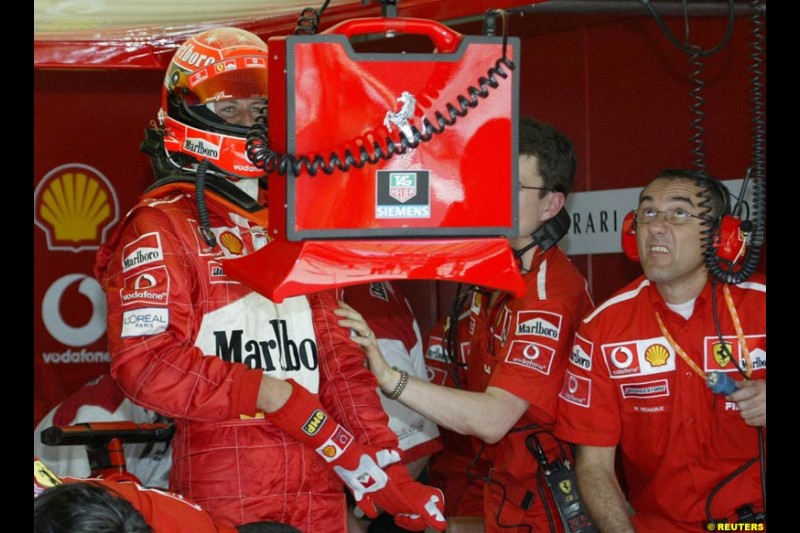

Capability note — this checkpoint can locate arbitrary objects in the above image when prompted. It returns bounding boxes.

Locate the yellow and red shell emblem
[34,164,119,252]
[322,445,337,458]
[219,231,244,255]
[644,344,670,367]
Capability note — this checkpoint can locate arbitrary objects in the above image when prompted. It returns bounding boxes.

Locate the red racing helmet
[156,27,269,180]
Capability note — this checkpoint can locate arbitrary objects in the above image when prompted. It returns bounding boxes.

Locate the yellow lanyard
[722,284,753,378]
[654,284,753,380]
[655,312,707,380]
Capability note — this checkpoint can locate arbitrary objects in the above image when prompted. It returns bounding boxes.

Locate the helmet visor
[203,98,267,127]
[187,56,269,105]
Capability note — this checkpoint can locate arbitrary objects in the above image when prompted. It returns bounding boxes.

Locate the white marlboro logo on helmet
[184,137,221,160]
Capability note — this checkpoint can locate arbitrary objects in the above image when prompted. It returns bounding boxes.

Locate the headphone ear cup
[714,214,747,263]
[621,211,639,262]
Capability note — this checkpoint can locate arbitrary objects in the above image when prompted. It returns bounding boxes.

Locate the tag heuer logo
[713,341,733,367]
[389,173,417,203]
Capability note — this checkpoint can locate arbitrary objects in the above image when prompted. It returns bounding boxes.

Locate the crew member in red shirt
[338,117,594,532]
[555,169,766,532]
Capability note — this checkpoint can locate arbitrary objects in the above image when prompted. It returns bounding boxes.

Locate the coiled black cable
[703,0,766,286]
[687,46,707,174]
[246,12,515,178]
[644,0,764,285]
[643,0,733,175]
[748,1,766,188]
[294,0,331,35]
[194,159,217,247]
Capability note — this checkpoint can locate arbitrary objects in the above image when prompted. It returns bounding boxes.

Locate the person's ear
[540,191,565,223]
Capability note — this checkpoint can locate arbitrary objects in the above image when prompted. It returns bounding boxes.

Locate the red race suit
[555,276,766,532]
[94,188,398,531]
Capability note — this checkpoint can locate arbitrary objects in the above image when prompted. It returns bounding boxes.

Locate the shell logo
[34,164,119,252]
[219,231,244,255]
[644,343,670,367]
[322,445,337,458]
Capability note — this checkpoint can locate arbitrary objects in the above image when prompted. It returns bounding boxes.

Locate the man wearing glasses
[555,169,766,532]
[337,117,595,531]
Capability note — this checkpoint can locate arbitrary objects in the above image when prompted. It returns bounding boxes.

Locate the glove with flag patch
[383,462,446,531]
[268,380,446,530]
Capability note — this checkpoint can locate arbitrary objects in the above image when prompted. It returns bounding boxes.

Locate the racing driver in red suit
[94,27,445,533]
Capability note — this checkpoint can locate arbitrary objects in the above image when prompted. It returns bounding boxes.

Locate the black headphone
[514,208,571,259]
[621,177,747,264]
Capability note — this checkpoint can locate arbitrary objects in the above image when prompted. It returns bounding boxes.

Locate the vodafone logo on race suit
[120,266,170,307]
[559,371,591,407]
[122,232,164,272]
[41,273,109,363]
[504,340,555,375]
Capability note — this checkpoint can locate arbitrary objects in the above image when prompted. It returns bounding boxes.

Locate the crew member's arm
[575,445,635,533]
[336,302,527,444]
[728,379,766,427]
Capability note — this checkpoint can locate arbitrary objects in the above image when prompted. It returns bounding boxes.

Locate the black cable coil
[245,55,515,178]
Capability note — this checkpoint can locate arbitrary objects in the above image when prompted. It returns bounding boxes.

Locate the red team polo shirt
[556,275,766,532]
[468,246,593,531]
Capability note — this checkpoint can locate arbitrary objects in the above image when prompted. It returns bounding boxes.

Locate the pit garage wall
[33,14,765,425]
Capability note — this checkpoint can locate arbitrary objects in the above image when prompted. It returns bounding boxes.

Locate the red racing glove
[268,380,446,530]
[383,462,446,531]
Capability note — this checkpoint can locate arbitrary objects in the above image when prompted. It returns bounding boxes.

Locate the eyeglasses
[520,185,555,192]
[634,207,706,225]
